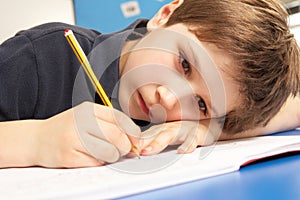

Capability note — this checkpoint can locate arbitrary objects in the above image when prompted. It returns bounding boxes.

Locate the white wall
[0,0,75,43]
[289,12,300,43]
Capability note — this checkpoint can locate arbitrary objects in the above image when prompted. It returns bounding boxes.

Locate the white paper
[0,135,300,200]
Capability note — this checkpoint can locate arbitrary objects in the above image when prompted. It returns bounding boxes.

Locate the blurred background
[0,0,299,43]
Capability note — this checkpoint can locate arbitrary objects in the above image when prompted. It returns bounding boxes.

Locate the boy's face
[119,23,240,123]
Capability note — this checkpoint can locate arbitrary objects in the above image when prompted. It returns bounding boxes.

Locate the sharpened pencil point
[132,145,140,159]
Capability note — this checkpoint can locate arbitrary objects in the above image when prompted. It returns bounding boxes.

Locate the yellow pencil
[64,29,140,159]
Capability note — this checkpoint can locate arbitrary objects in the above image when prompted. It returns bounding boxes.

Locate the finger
[139,121,193,155]
[127,137,144,157]
[177,121,221,154]
[74,102,141,140]
[136,123,170,149]
[93,118,132,157]
[126,123,174,156]
[141,129,177,156]
[74,103,134,157]
[92,103,141,138]
[79,132,120,163]
[93,103,142,155]
[177,127,199,154]
[168,121,200,144]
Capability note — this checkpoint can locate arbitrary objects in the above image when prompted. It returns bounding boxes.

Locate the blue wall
[74,0,173,33]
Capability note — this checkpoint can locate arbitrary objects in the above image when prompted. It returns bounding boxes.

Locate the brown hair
[166,0,300,133]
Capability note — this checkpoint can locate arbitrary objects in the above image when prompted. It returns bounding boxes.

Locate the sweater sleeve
[0,34,38,121]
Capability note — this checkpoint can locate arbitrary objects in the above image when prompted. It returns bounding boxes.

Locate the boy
[0,0,299,168]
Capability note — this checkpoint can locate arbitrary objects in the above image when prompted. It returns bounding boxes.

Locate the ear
[147,0,184,30]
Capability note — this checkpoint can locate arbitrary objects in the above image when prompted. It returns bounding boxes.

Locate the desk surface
[120,130,300,200]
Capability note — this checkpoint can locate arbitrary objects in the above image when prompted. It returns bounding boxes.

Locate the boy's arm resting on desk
[140,96,300,156]
[220,95,300,140]
[0,102,140,168]
[0,119,43,168]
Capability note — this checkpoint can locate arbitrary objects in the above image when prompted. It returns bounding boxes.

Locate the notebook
[1,133,300,200]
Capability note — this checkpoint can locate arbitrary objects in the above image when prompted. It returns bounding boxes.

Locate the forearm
[220,95,300,140]
[138,95,300,155]
[0,120,42,168]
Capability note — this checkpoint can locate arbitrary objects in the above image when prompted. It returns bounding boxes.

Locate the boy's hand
[35,101,141,168]
[138,95,300,156]
[139,120,222,156]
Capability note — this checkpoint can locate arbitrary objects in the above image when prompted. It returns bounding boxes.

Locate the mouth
[138,92,149,115]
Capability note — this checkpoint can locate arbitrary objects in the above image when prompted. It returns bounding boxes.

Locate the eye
[179,53,191,75]
[195,95,208,115]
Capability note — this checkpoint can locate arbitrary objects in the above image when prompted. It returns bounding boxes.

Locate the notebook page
[0,135,299,200]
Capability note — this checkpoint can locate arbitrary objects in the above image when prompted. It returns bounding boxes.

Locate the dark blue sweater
[0,19,148,121]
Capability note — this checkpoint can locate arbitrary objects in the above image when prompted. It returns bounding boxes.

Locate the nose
[156,85,178,110]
